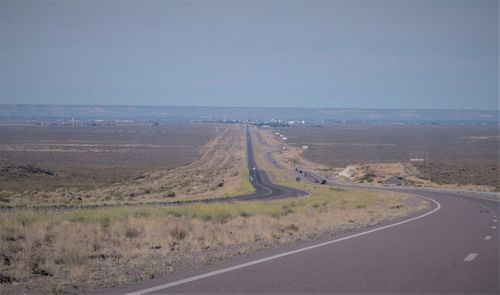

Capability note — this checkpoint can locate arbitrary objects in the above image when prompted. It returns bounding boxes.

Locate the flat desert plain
[280,124,499,189]
[0,124,217,192]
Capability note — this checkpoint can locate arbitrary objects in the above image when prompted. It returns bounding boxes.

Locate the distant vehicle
[313,179,319,183]
[296,177,301,182]
[299,170,303,174]
[320,179,327,184]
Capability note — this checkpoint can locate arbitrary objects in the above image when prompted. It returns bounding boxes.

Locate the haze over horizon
[1,103,500,113]
[1,1,498,110]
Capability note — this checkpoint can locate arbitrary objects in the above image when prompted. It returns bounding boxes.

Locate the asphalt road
[155,126,306,203]
[93,129,499,294]
[230,127,307,201]
[255,128,286,170]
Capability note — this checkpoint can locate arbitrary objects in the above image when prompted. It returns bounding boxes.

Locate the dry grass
[0,188,427,294]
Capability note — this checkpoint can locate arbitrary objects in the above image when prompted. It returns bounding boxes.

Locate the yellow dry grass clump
[0,188,427,294]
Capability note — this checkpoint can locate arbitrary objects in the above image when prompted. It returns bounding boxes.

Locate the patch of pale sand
[338,166,358,179]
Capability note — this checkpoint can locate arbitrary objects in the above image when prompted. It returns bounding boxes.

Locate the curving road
[176,126,306,203]
[100,190,498,294]
[230,126,307,201]
[94,128,499,294]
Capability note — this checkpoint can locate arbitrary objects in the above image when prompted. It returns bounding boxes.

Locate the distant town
[0,104,498,126]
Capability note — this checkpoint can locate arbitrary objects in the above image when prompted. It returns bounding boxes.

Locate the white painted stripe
[493,219,498,223]
[124,196,441,295]
[484,236,492,240]
[464,253,478,262]
[492,226,497,229]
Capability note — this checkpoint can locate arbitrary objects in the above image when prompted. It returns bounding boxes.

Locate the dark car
[320,179,327,184]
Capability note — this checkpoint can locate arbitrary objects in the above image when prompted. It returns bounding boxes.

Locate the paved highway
[139,126,306,205]
[230,127,306,201]
[94,128,499,294]
[255,129,286,170]
[137,126,306,203]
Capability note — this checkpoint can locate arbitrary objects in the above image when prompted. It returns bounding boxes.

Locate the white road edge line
[464,253,478,262]
[484,236,492,240]
[492,226,497,229]
[125,196,441,295]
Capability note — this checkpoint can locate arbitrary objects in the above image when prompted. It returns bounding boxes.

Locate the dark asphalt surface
[230,127,307,201]
[94,129,499,294]
[265,149,285,170]
[255,130,286,170]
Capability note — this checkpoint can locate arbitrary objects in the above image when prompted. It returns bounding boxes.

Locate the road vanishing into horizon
[229,126,307,201]
[95,126,499,294]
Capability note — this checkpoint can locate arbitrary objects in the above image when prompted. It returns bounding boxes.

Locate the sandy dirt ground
[337,162,496,191]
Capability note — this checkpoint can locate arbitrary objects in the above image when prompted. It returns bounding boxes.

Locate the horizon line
[1,103,498,113]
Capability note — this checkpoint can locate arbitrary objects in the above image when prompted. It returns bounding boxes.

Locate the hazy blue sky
[0,1,498,110]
